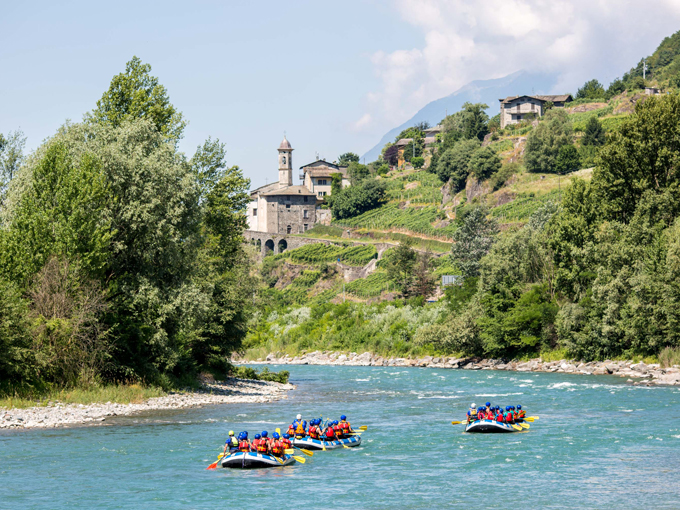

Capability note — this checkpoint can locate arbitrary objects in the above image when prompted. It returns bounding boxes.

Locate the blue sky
[3,1,680,189]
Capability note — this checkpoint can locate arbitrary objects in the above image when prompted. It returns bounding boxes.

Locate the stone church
[246,136,317,234]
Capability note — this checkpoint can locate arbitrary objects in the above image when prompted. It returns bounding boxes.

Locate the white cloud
[353,113,373,130]
[363,0,680,126]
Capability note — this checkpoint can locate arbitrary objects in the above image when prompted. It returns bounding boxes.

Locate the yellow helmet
[228,430,234,436]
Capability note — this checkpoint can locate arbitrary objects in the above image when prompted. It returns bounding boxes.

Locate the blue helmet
[517,405,522,410]
[254,434,261,439]
[341,415,347,420]
[261,430,268,438]
[242,431,248,439]
[485,402,491,407]
[506,406,511,411]
[511,406,515,410]
[273,432,280,439]
[283,433,290,439]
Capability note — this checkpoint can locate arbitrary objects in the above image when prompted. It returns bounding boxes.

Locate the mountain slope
[361,70,559,162]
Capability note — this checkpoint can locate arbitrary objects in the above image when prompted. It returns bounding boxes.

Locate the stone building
[300,159,349,199]
[247,136,317,234]
[498,94,573,128]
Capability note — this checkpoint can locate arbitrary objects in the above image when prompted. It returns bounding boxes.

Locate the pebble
[0,378,294,431]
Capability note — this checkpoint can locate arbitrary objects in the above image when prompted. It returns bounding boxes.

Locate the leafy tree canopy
[89,56,186,142]
[435,138,480,189]
[524,109,573,173]
[468,147,501,180]
[576,79,606,100]
[338,152,360,166]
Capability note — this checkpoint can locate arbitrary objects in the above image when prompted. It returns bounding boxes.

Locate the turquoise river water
[2,365,680,509]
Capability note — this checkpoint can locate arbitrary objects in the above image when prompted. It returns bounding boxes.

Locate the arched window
[286,225,292,234]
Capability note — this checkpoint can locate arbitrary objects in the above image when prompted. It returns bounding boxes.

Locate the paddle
[518,422,530,429]
[358,426,368,431]
[511,424,523,431]
[451,421,465,425]
[293,446,314,456]
[292,455,306,463]
[206,456,221,470]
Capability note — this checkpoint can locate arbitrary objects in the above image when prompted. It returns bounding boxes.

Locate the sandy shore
[243,351,680,386]
[0,377,294,431]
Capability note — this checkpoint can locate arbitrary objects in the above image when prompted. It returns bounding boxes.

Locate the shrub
[411,156,425,169]
[468,147,502,180]
[435,139,480,188]
[331,180,387,220]
[524,109,573,173]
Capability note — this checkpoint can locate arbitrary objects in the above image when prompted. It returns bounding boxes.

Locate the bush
[411,156,425,169]
[435,139,480,188]
[331,180,387,220]
[555,144,580,175]
[659,346,680,368]
[489,162,520,191]
[468,147,501,180]
[230,366,290,383]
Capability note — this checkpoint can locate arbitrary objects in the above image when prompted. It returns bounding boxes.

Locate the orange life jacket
[238,440,250,452]
[287,425,295,435]
[309,426,320,439]
[340,422,350,433]
[295,422,306,437]
[518,410,526,419]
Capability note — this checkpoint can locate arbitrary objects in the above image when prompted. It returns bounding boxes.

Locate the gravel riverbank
[1,378,294,430]
[243,351,680,386]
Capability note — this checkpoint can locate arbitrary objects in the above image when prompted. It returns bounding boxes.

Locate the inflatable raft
[220,451,295,468]
[291,435,362,450]
[465,419,518,433]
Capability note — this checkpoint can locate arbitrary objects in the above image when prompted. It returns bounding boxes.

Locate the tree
[330,180,386,220]
[347,161,370,185]
[0,129,26,206]
[89,56,186,142]
[468,147,501,180]
[460,102,490,141]
[412,250,435,298]
[338,152,360,166]
[606,77,626,99]
[411,156,425,170]
[576,79,606,100]
[383,144,399,167]
[385,240,417,296]
[451,207,499,278]
[555,144,581,175]
[192,137,228,199]
[582,116,605,147]
[435,138,480,188]
[524,109,573,173]
[330,172,343,195]
[593,93,680,223]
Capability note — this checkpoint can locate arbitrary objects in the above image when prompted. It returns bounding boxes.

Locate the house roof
[423,125,442,134]
[249,182,279,197]
[261,185,316,197]
[306,168,348,178]
[300,159,344,170]
[499,94,573,104]
[395,138,413,146]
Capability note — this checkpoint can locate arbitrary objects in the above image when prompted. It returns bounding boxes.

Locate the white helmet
[296,414,302,420]
[470,403,476,408]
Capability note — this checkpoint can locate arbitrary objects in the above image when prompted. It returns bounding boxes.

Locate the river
[2,365,679,509]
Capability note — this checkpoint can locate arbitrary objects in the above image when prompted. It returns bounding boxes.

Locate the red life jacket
[309,426,320,439]
[325,428,335,439]
[340,422,349,433]
[256,439,268,453]
[518,410,526,419]
[238,440,250,452]
[496,413,504,422]
[271,440,284,455]
[281,438,292,449]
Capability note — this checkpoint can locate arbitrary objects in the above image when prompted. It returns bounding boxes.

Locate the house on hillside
[498,94,573,129]
[423,125,442,146]
[247,136,317,234]
[300,159,349,199]
[395,138,413,167]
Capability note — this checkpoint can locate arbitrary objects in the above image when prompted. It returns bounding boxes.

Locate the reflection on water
[1,365,680,509]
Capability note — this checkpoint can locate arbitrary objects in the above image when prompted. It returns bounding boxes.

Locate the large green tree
[89,56,186,142]
[435,138,480,188]
[524,109,573,173]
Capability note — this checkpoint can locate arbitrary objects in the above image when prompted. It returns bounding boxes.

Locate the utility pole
[643,59,648,80]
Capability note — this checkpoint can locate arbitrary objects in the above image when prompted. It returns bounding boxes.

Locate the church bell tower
[278,135,293,189]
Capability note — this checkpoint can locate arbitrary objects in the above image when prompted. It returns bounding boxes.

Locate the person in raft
[238,432,252,452]
[308,419,322,440]
[223,430,239,456]
[466,403,478,423]
[281,433,293,450]
[517,405,526,420]
[270,432,285,457]
[323,421,340,441]
[339,415,353,436]
[290,414,308,439]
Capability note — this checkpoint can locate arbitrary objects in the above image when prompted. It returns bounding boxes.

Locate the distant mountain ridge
[361,70,560,163]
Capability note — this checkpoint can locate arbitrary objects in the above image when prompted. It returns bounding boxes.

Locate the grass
[0,384,166,409]
[490,189,561,222]
[298,225,345,239]
[659,347,680,368]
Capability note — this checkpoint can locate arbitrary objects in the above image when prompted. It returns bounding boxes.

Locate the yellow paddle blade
[520,423,530,429]
[284,449,295,454]
[275,428,281,434]
[217,453,225,459]
[512,424,523,431]
[451,421,464,425]
[359,426,368,431]
[322,443,326,451]
[275,456,285,464]
[299,448,314,456]
[293,456,306,463]
[527,416,539,420]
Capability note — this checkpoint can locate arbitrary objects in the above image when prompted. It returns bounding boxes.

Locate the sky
[3,0,680,189]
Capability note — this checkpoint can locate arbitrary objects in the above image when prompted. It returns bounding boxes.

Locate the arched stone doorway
[278,239,287,253]
[264,239,275,255]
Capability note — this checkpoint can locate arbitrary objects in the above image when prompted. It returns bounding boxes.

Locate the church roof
[300,159,347,172]
[279,136,293,150]
[261,185,315,197]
